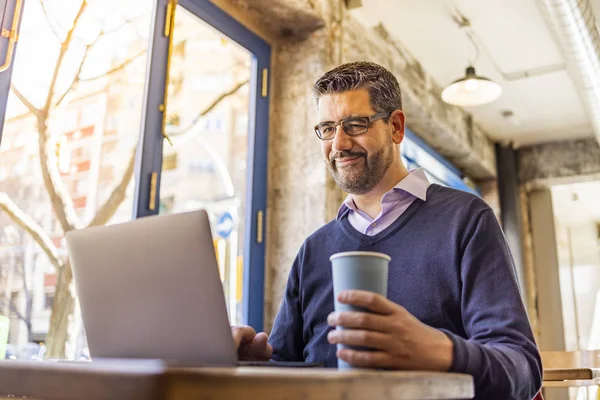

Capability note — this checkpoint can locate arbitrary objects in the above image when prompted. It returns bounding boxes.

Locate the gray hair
[312,61,402,115]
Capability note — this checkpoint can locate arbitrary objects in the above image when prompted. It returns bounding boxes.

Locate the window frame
[402,128,480,195]
[132,0,271,331]
[0,0,26,146]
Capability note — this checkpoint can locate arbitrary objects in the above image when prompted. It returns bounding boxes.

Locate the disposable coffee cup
[330,251,391,370]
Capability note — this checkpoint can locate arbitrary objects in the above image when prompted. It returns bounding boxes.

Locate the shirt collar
[335,168,430,220]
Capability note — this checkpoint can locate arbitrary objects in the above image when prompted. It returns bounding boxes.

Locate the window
[158,6,252,324]
[44,292,54,310]
[137,0,271,330]
[402,128,479,195]
[0,0,155,359]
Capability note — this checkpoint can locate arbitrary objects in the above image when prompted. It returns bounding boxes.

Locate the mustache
[330,150,367,163]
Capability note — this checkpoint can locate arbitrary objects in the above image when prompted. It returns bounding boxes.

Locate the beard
[326,139,394,195]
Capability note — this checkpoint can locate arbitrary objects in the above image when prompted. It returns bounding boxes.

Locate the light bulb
[464,79,479,91]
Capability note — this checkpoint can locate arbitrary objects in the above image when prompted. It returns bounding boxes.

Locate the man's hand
[231,325,273,361]
[327,290,453,371]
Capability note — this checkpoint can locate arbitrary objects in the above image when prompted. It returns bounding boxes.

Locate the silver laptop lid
[66,210,237,366]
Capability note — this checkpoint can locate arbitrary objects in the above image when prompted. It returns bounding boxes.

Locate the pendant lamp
[441,66,502,107]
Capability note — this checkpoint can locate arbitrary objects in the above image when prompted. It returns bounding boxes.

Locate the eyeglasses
[314,112,391,140]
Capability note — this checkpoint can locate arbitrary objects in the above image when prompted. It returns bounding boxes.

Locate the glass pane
[159,5,252,325]
[0,0,153,359]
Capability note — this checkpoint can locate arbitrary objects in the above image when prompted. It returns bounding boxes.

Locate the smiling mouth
[335,155,363,167]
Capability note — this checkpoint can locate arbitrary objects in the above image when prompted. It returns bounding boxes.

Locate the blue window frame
[0,0,26,146]
[402,127,480,196]
[133,0,270,331]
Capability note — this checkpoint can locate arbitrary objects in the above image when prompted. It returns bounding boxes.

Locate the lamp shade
[441,66,502,107]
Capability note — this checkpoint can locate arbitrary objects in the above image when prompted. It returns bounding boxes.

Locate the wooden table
[0,359,474,400]
[543,367,600,388]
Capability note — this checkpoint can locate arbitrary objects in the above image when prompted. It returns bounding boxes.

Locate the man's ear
[390,110,405,145]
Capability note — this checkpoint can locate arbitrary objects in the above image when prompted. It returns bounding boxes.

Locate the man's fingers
[232,327,272,361]
[327,329,391,350]
[250,332,273,359]
[251,332,268,347]
[231,325,257,350]
[327,311,394,332]
[337,290,398,315]
[337,348,394,368]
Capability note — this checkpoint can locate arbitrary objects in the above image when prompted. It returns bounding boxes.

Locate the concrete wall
[265,34,341,329]
[519,138,600,185]
[208,0,501,328]
[478,179,500,221]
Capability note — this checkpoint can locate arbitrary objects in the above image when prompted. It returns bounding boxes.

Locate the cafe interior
[0,0,599,399]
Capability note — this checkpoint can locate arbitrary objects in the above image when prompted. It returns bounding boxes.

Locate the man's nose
[332,125,353,152]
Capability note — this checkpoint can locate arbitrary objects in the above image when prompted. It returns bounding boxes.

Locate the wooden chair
[541,350,600,399]
[541,350,600,369]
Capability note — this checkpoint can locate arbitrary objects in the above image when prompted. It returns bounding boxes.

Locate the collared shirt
[336,168,430,236]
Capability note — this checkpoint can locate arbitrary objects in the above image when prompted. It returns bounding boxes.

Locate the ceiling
[349,0,600,147]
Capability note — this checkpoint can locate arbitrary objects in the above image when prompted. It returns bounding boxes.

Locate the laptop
[66,210,320,367]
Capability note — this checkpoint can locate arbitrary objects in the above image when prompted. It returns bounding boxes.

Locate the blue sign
[216,212,234,239]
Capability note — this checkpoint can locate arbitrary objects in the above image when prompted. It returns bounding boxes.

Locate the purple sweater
[269,184,542,400]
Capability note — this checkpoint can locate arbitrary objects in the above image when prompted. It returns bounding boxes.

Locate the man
[232,61,542,399]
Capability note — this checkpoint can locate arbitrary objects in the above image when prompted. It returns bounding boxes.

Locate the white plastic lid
[329,251,391,262]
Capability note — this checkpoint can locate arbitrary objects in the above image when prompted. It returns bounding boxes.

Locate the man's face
[318,89,401,195]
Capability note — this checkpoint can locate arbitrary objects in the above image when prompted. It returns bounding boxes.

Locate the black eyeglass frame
[314,112,391,140]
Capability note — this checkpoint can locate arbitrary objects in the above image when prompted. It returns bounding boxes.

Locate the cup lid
[329,251,391,262]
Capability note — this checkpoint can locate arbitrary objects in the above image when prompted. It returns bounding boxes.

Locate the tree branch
[53,15,108,109]
[170,79,249,137]
[79,48,146,82]
[20,257,29,297]
[9,299,28,325]
[32,1,89,236]
[101,12,148,37]
[44,0,88,113]
[87,148,136,228]
[86,79,249,227]
[53,42,95,109]
[0,193,64,271]
[10,84,42,118]
[20,259,34,339]
[54,19,147,107]
[70,12,148,44]
[38,0,61,42]
[200,79,249,117]
[36,125,82,233]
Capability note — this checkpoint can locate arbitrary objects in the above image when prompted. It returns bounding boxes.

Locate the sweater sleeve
[441,209,542,399]
[268,249,305,362]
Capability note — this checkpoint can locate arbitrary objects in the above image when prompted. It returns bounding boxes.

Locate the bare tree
[0,257,36,343]
[0,0,249,359]
[0,228,34,342]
